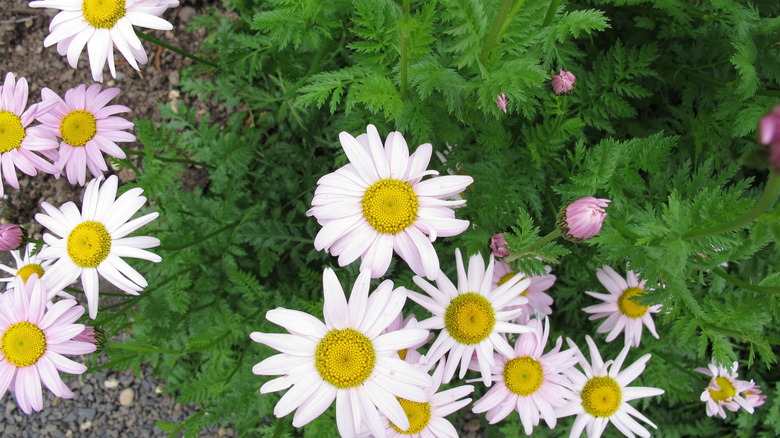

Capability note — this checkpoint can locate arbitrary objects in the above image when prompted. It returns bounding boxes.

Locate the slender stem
[683,172,780,240]
[134,29,218,68]
[399,0,410,101]
[64,286,127,297]
[503,229,562,263]
[156,221,239,251]
[542,0,560,27]
[710,267,780,294]
[107,341,183,355]
[124,150,214,169]
[478,0,515,65]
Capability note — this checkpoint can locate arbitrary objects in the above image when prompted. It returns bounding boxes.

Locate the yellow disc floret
[498,271,528,295]
[444,293,496,345]
[60,110,98,146]
[503,356,544,396]
[389,398,431,434]
[17,264,45,283]
[67,221,112,268]
[581,376,622,417]
[617,287,649,319]
[361,179,418,234]
[1,321,47,367]
[315,328,375,389]
[0,110,25,153]
[709,377,736,402]
[82,0,126,29]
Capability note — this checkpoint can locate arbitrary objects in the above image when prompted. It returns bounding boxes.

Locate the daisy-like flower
[492,261,556,316]
[34,175,161,319]
[37,84,133,186]
[741,381,767,410]
[29,0,179,82]
[381,313,431,362]
[472,317,578,435]
[0,243,70,299]
[0,275,96,414]
[583,266,661,347]
[307,124,474,280]
[0,72,59,197]
[694,360,755,419]
[557,336,664,438]
[408,249,534,386]
[251,269,434,438]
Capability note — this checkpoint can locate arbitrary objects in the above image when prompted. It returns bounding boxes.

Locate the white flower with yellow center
[0,275,96,414]
[492,261,556,317]
[29,0,179,82]
[695,359,755,419]
[408,249,534,386]
[307,124,474,280]
[34,175,161,319]
[556,336,664,438]
[582,266,661,347]
[251,269,433,438]
[0,243,75,300]
[471,317,578,435]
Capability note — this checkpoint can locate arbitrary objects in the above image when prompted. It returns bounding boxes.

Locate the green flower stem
[683,171,780,240]
[64,286,128,298]
[503,228,562,263]
[542,0,560,27]
[134,29,218,68]
[399,0,410,101]
[478,0,516,66]
[107,341,184,355]
[157,221,239,252]
[124,149,214,169]
[710,267,780,294]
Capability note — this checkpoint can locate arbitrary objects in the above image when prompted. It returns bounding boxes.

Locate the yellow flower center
[361,179,419,234]
[503,356,544,396]
[389,398,431,434]
[82,0,126,29]
[67,221,112,268]
[17,264,45,283]
[581,376,622,417]
[709,377,736,403]
[498,271,528,295]
[397,349,408,360]
[1,321,47,368]
[0,110,25,153]
[444,293,496,345]
[60,110,98,146]
[315,328,375,389]
[617,287,649,319]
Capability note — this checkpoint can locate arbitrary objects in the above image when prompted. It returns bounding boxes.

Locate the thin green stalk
[478,0,515,65]
[134,29,218,68]
[399,0,411,100]
[124,150,214,169]
[503,229,562,263]
[107,341,183,355]
[683,172,780,240]
[64,286,128,297]
[157,221,239,251]
[542,0,560,27]
[710,267,780,294]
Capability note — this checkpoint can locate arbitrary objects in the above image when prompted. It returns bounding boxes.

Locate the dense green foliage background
[101,0,780,436]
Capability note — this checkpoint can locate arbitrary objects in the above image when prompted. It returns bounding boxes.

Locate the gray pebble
[77,407,96,420]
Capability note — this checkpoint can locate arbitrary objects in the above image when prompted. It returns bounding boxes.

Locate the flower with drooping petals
[472,317,578,435]
[29,0,180,82]
[0,275,96,414]
[741,381,767,410]
[551,70,576,95]
[0,224,24,251]
[583,266,661,347]
[35,175,161,319]
[556,336,664,438]
[492,261,555,316]
[495,94,508,113]
[558,197,611,241]
[251,268,433,438]
[307,124,474,280]
[37,84,133,186]
[408,249,534,386]
[490,233,509,258]
[695,359,755,419]
[759,104,780,170]
[0,243,72,299]
[0,72,59,197]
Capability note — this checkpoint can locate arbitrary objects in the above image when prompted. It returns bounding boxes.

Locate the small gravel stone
[5,401,16,416]
[78,407,96,420]
[81,383,94,394]
[79,420,93,432]
[119,388,135,407]
[103,378,120,389]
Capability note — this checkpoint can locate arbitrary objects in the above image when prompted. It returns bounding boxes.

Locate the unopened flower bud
[495,93,508,113]
[759,104,780,170]
[73,326,107,352]
[551,70,576,95]
[0,224,24,251]
[558,197,611,241]
[490,233,510,257]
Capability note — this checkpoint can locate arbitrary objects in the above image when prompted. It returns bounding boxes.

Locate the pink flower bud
[495,93,508,113]
[490,233,510,257]
[759,104,780,170]
[558,197,611,241]
[551,69,576,95]
[72,326,106,351]
[0,224,23,251]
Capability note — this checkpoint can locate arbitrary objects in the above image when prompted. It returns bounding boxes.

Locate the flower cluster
[696,360,766,419]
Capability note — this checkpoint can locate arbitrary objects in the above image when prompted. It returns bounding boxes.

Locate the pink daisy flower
[695,359,755,419]
[0,275,96,414]
[307,124,473,280]
[492,261,556,316]
[0,72,59,197]
[37,84,133,186]
[741,381,767,409]
[29,0,179,82]
[583,266,661,347]
[471,317,578,435]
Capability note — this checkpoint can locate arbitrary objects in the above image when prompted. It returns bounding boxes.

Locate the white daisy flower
[492,261,556,316]
[29,0,180,82]
[556,336,665,438]
[307,124,474,280]
[408,249,534,386]
[0,243,74,300]
[695,359,755,419]
[251,268,434,438]
[34,175,161,319]
[583,266,661,347]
